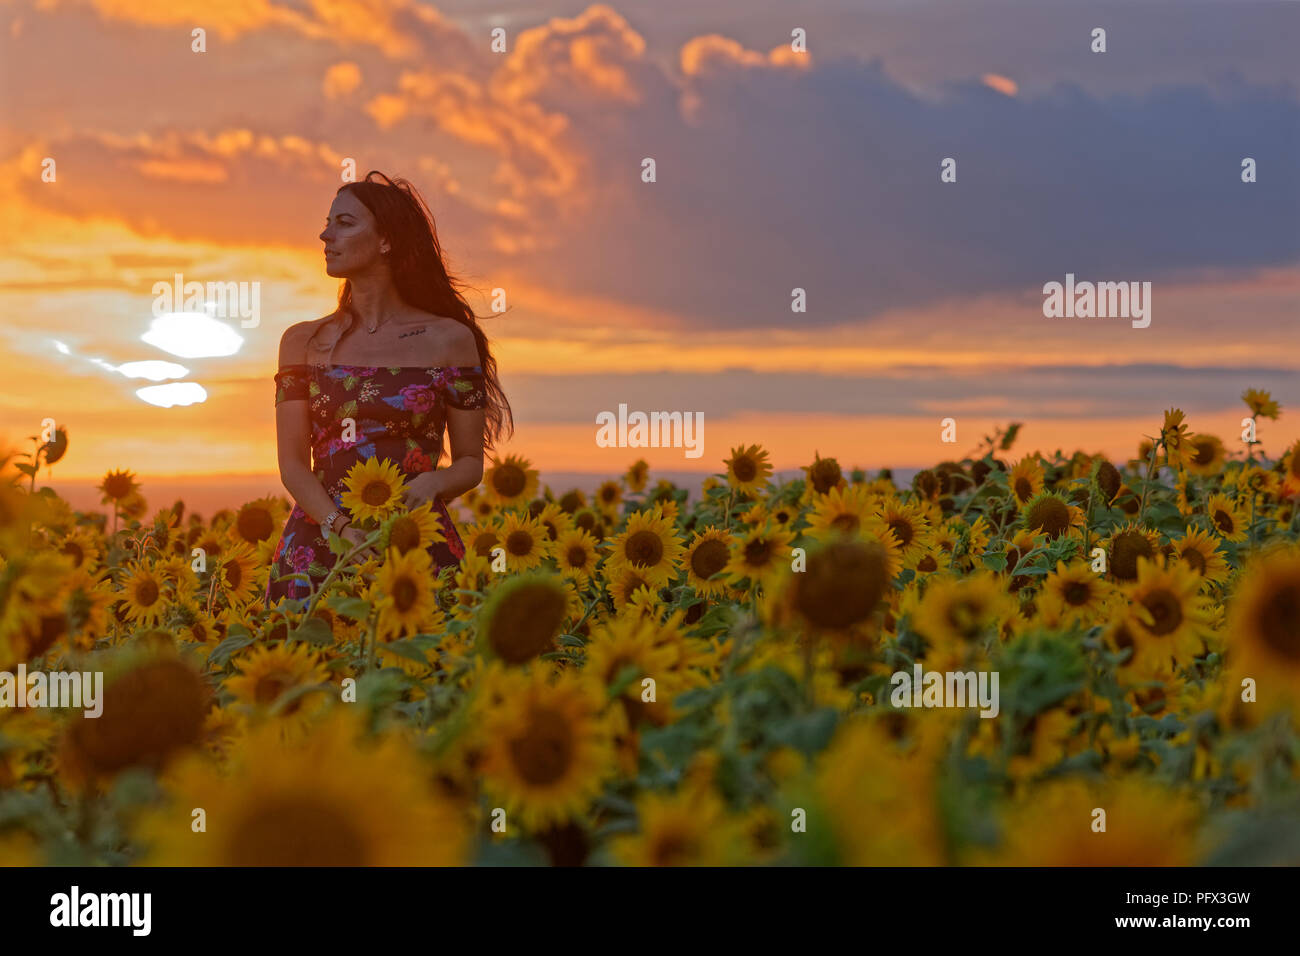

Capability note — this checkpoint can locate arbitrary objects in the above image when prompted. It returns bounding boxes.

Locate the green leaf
[13,463,36,477]
[981,551,1008,573]
[289,616,334,646]
[327,596,373,620]
[383,639,431,665]
[207,631,256,668]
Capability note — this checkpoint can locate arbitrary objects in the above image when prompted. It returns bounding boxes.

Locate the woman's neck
[347,275,404,332]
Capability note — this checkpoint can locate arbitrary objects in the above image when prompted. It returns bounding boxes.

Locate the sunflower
[1242,387,1280,420]
[910,571,1017,668]
[1160,408,1192,467]
[1037,560,1116,629]
[215,540,260,607]
[624,459,650,493]
[56,656,210,787]
[136,707,468,865]
[497,511,548,573]
[802,452,846,500]
[98,468,139,505]
[607,566,657,616]
[1184,433,1225,477]
[875,499,935,568]
[56,527,102,572]
[1103,522,1162,582]
[1167,526,1230,588]
[773,535,895,637]
[584,613,681,727]
[1226,546,1300,710]
[462,518,502,559]
[533,501,574,542]
[477,573,569,665]
[477,668,613,832]
[482,454,538,507]
[1120,557,1215,674]
[804,484,876,542]
[723,521,794,593]
[682,527,734,598]
[224,642,332,731]
[610,786,746,866]
[379,500,446,555]
[340,456,409,524]
[605,507,684,588]
[233,496,284,546]
[370,546,441,640]
[1204,493,1248,542]
[1020,491,1083,541]
[550,527,600,587]
[118,560,171,629]
[975,776,1197,866]
[723,444,773,496]
[594,479,623,515]
[1007,457,1045,506]
[1282,439,1300,499]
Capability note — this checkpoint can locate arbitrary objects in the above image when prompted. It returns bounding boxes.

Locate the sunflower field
[1,392,1299,866]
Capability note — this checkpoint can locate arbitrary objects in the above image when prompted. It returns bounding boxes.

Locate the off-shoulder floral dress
[264,363,487,605]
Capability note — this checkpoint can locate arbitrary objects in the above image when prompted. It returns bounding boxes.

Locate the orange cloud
[981,73,1018,96]
[323,61,362,99]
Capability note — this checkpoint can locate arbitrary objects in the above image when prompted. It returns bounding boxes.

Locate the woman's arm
[430,405,486,502]
[275,323,349,528]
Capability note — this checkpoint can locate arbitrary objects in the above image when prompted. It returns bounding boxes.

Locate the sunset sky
[1,0,1298,515]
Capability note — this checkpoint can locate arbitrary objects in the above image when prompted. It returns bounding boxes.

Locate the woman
[264,171,512,606]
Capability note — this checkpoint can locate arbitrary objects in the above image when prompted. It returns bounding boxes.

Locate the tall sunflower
[477,669,613,832]
[98,468,139,505]
[723,522,794,593]
[1020,491,1083,541]
[682,527,734,598]
[370,546,441,640]
[1121,557,1215,674]
[723,444,773,496]
[1037,559,1116,629]
[875,499,935,568]
[1184,433,1225,477]
[910,571,1017,669]
[550,526,601,587]
[498,512,548,573]
[605,507,684,588]
[1007,457,1045,507]
[1167,526,1229,588]
[1102,522,1162,582]
[380,501,446,555]
[118,560,170,629]
[483,454,539,508]
[340,457,409,524]
[1204,493,1248,542]
[1226,546,1300,711]
[136,708,468,865]
[477,573,569,665]
[1241,387,1281,420]
[224,642,332,733]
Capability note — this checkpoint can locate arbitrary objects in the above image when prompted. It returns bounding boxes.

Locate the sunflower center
[690,539,729,580]
[62,541,85,566]
[509,705,574,786]
[472,533,499,557]
[135,579,160,606]
[487,581,567,664]
[1014,477,1033,501]
[1192,441,1214,466]
[625,530,664,568]
[1212,509,1235,534]
[1139,588,1183,637]
[362,480,392,506]
[492,465,526,498]
[792,540,887,630]
[566,546,589,568]
[228,799,367,865]
[946,599,986,640]
[1256,581,1300,662]
[744,538,774,567]
[389,517,420,554]
[506,530,535,557]
[223,560,242,589]
[253,673,289,706]
[887,519,913,547]
[1063,581,1091,606]
[238,507,274,543]
[831,513,860,534]
[1111,531,1154,581]
[1026,497,1070,539]
[392,576,418,613]
[1180,547,1207,575]
[810,460,842,494]
[651,829,698,867]
[732,457,758,483]
[917,555,937,573]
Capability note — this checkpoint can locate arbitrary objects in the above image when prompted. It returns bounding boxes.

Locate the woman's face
[320,189,387,278]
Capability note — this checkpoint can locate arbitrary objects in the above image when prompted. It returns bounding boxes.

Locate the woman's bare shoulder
[278,314,340,366]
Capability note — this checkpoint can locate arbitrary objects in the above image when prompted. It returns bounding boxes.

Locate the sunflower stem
[365,606,379,674]
[1136,437,1163,526]
[302,528,382,622]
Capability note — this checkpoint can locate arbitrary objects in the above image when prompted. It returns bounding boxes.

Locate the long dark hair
[318,170,512,450]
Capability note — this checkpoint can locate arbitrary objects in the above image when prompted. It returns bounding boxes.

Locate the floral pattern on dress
[264,363,487,605]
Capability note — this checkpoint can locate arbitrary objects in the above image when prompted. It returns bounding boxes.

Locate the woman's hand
[402,470,444,510]
[337,522,379,562]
